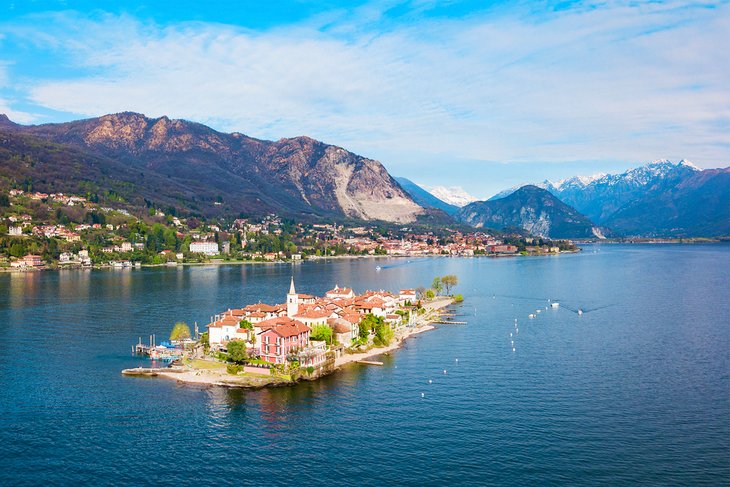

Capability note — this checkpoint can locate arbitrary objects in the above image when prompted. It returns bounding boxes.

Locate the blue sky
[1,0,728,198]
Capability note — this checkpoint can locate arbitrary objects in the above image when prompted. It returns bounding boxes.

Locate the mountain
[553,160,701,224]
[425,185,478,207]
[457,185,603,239]
[603,167,730,237]
[394,177,459,215]
[487,160,728,237]
[0,112,426,223]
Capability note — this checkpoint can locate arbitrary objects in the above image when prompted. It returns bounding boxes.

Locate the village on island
[123,275,463,388]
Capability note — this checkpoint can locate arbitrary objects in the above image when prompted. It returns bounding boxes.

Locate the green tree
[359,314,393,346]
[441,275,458,295]
[311,324,333,345]
[163,228,178,250]
[432,277,443,295]
[200,331,210,353]
[425,289,435,299]
[170,322,191,341]
[9,242,25,258]
[227,340,248,364]
[374,324,394,346]
[238,319,253,330]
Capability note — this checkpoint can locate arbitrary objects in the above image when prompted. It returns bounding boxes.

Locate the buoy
[455,358,459,363]
[428,379,432,384]
[509,332,512,337]
[578,309,583,316]
[512,347,516,352]
[421,392,425,398]
[511,341,514,346]
[443,369,447,374]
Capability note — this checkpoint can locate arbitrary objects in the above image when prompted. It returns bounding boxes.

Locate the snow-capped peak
[489,159,702,200]
[550,173,607,191]
[615,159,700,185]
[678,159,700,170]
[421,185,478,207]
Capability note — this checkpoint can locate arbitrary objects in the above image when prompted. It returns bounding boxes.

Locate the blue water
[1,244,728,486]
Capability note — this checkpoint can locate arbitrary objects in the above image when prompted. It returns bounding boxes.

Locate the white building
[189,241,219,255]
[9,226,23,236]
[207,314,243,345]
[325,284,355,299]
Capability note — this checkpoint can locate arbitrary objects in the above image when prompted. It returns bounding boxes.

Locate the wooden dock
[356,360,384,366]
[433,320,467,325]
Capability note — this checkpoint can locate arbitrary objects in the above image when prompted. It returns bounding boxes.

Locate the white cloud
[0,63,36,123]
[5,1,730,171]
[0,99,35,123]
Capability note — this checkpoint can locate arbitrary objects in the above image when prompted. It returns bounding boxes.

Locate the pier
[356,360,384,366]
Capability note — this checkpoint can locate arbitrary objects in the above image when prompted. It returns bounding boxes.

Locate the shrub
[453,294,464,303]
[311,324,333,344]
[226,364,242,375]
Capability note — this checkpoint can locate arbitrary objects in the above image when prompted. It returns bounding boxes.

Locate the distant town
[0,188,578,270]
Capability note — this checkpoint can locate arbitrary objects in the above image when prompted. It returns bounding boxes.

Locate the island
[122,276,462,388]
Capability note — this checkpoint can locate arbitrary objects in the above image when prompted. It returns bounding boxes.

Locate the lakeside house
[258,318,311,364]
[189,241,219,255]
[10,254,43,268]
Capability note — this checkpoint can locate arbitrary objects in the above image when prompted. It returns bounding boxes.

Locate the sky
[1,0,728,199]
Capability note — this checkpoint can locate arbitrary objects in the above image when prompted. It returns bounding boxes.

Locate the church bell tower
[287,276,298,317]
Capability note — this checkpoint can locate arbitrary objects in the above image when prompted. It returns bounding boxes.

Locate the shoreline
[123,297,455,389]
[2,249,584,273]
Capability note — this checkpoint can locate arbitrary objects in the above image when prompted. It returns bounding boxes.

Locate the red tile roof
[295,309,332,320]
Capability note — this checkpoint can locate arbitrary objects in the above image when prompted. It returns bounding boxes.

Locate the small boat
[551,302,560,308]
[529,314,535,319]
[375,266,382,272]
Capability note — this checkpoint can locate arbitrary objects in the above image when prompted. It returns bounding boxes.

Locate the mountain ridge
[394,177,459,215]
[0,112,427,223]
[487,160,728,236]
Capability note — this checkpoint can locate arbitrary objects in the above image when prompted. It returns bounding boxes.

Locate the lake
[1,244,728,486]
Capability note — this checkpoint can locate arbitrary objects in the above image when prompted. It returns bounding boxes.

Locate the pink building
[257,319,310,364]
